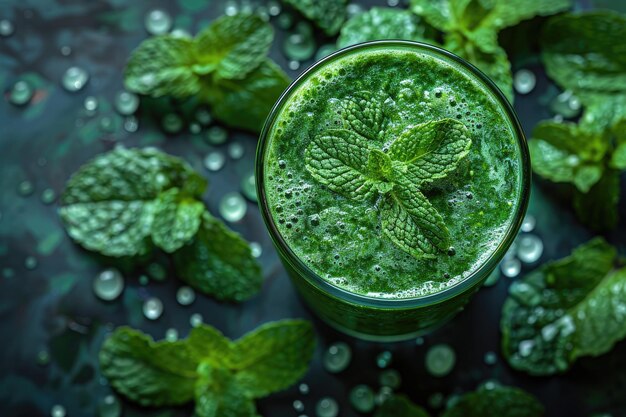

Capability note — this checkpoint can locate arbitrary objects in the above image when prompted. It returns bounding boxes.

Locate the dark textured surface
[1,1,626,417]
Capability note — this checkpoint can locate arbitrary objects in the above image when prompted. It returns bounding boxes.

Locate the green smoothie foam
[262,45,523,300]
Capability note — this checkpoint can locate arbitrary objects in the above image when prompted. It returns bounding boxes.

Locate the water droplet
[93,269,124,301]
[299,383,309,394]
[62,66,89,92]
[550,90,581,118]
[293,400,305,412]
[204,151,225,172]
[176,286,196,306]
[41,188,56,204]
[375,386,394,405]
[9,80,34,106]
[162,113,183,133]
[189,122,202,134]
[219,192,247,222]
[517,234,543,264]
[25,256,38,270]
[37,350,50,366]
[346,3,364,17]
[376,350,392,368]
[425,344,456,377]
[315,44,337,62]
[18,180,34,196]
[145,9,172,35]
[316,397,339,417]
[227,142,245,159]
[323,342,352,373]
[518,339,534,357]
[51,405,66,417]
[3,268,15,278]
[0,19,14,37]
[143,297,163,320]
[190,313,203,327]
[379,369,401,389]
[387,0,400,6]
[288,60,301,71]
[513,69,536,94]
[124,116,139,132]
[195,107,212,125]
[520,214,536,232]
[483,267,500,287]
[284,23,316,61]
[484,351,497,365]
[415,337,425,345]
[60,46,72,56]
[268,0,281,15]
[225,0,238,15]
[240,172,257,202]
[165,328,179,341]
[114,91,139,115]
[84,96,98,112]
[170,28,192,38]
[349,385,375,413]
[500,257,521,278]
[250,241,262,258]
[98,395,121,417]
[206,126,228,144]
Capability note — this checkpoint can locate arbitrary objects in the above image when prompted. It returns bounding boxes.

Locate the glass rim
[255,40,531,309]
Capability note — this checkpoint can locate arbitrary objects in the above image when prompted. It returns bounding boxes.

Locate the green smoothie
[257,41,528,340]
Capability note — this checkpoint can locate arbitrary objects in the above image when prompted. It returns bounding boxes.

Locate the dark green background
[1,0,625,416]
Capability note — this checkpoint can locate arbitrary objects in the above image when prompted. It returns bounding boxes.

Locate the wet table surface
[1,1,626,417]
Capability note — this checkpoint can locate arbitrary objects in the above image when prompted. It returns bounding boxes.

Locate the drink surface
[262,44,523,300]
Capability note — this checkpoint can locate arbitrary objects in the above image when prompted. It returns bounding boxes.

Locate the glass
[256,41,530,341]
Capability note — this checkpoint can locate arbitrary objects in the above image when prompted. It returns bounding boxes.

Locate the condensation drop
[323,342,352,373]
[143,297,163,320]
[517,234,543,264]
[204,151,225,172]
[9,80,34,106]
[145,9,172,35]
[176,286,196,306]
[376,350,392,368]
[62,66,89,92]
[316,397,339,417]
[349,384,375,413]
[227,142,245,159]
[93,269,124,301]
[425,344,456,377]
[513,69,536,94]
[114,91,139,115]
[520,214,536,232]
[500,257,522,278]
[98,395,121,417]
[51,405,66,417]
[219,192,247,222]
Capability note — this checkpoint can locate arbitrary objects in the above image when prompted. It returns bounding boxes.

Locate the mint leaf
[205,59,290,132]
[389,119,472,186]
[125,36,200,99]
[367,149,393,186]
[195,364,257,417]
[501,238,626,375]
[375,395,431,417]
[610,119,626,170]
[305,129,385,201]
[60,147,207,257]
[529,122,607,193]
[152,188,205,253]
[337,7,436,49]
[173,212,263,302]
[573,170,621,231]
[542,11,626,96]
[282,0,347,35]
[99,327,198,406]
[232,320,316,398]
[339,91,385,141]
[579,93,626,132]
[195,13,273,80]
[441,385,544,417]
[381,183,449,258]
[186,325,233,368]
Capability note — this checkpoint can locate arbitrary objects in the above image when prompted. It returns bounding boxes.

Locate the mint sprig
[441,384,544,417]
[60,146,263,302]
[124,13,289,133]
[100,321,316,415]
[410,0,572,102]
[501,238,626,375]
[281,0,347,36]
[305,91,471,259]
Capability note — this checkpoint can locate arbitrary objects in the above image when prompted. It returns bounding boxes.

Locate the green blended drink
[257,41,530,341]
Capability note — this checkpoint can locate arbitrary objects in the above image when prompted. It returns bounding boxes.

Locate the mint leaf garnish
[100,321,315,411]
[573,170,621,231]
[173,212,263,302]
[99,326,198,406]
[375,395,431,417]
[411,0,572,102]
[305,92,471,258]
[195,364,257,417]
[204,59,290,133]
[389,119,472,186]
[339,91,385,141]
[610,119,626,170]
[305,129,388,201]
[282,0,347,35]
[152,188,205,253]
[441,385,544,417]
[60,146,207,257]
[124,13,289,132]
[501,238,626,375]
[337,7,437,49]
